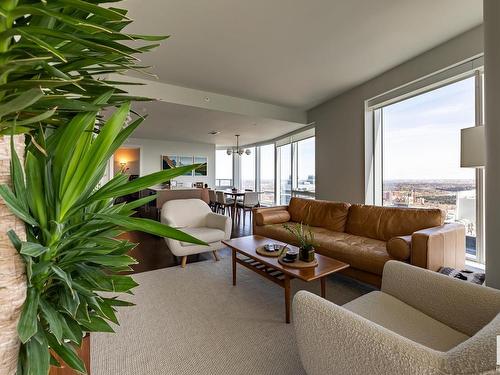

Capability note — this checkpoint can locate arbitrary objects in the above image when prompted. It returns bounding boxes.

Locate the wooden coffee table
[222,235,349,323]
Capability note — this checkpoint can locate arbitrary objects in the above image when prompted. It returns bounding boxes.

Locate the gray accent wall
[484,0,500,289]
[308,25,483,204]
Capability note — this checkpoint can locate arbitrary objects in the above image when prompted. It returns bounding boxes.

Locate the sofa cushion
[343,291,469,351]
[179,227,225,246]
[345,204,445,242]
[254,209,291,226]
[386,235,411,261]
[254,223,302,247]
[313,229,391,275]
[287,198,350,232]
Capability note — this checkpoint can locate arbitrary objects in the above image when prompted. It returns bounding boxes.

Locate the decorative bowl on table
[256,243,289,257]
[264,243,283,252]
[281,248,299,263]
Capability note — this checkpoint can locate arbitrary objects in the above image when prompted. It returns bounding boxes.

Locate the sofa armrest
[381,260,500,336]
[206,212,232,240]
[252,205,290,227]
[411,223,465,271]
[293,291,443,375]
[387,235,412,261]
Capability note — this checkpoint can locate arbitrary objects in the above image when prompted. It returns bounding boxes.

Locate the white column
[232,154,241,189]
[484,0,500,289]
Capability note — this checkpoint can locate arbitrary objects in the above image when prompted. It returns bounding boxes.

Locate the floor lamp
[461,125,485,168]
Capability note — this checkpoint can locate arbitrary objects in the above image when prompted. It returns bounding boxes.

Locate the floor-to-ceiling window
[240,147,256,190]
[259,144,275,205]
[215,149,233,188]
[295,137,315,198]
[374,72,484,263]
[277,144,292,204]
[216,129,315,206]
[276,132,316,205]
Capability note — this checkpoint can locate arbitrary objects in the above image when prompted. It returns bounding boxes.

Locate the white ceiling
[121,0,482,145]
[131,101,305,146]
[123,0,482,109]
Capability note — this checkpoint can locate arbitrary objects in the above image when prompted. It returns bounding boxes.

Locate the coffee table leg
[320,277,326,298]
[232,248,236,286]
[284,275,291,324]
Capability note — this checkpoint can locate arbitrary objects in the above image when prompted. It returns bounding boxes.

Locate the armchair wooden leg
[212,250,220,261]
[181,256,187,268]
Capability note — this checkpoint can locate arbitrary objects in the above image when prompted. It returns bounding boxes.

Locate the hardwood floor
[122,209,253,274]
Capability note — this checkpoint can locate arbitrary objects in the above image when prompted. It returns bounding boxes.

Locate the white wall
[123,137,216,187]
[308,25,483,203]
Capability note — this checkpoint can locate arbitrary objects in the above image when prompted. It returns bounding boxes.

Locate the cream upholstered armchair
[161,199,231,267]
[293,261,500,375]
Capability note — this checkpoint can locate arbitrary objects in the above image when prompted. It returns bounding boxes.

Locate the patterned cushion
[438,267,485,285]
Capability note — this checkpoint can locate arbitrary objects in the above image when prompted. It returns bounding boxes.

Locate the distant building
[456,190,476,236]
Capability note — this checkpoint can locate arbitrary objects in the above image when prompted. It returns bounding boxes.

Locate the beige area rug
[91,253,375,375]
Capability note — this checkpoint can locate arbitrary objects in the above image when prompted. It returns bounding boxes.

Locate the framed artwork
[162,155,177,170]
[194,156,208,176]
[161,155,207,177]
[179,156,194,176]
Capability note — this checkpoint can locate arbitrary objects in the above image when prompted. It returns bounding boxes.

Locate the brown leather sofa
[253,198,465,287]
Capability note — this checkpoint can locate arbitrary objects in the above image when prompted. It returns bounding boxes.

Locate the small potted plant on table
[283,221,316,262]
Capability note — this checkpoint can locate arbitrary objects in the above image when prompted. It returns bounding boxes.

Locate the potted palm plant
[283,221,316,262]
[0,1,202,374]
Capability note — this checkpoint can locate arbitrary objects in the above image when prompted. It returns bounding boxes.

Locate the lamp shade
[460,125,485,168]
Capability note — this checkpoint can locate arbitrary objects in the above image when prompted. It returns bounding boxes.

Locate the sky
[217,137,315,182]
[383,76,477,181]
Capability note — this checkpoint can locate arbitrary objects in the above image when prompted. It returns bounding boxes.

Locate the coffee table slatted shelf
[239,256,286,284]
[223,235,350,323]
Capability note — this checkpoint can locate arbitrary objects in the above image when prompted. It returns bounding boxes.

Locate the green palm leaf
[0,1,171,374]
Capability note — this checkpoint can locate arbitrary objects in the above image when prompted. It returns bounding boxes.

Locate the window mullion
[474,70,485,264]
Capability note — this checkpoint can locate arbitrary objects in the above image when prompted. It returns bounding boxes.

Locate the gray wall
[309,25,483,203]
[484,0,500,288]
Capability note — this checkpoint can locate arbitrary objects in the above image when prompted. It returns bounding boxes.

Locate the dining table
[223,190,262,226]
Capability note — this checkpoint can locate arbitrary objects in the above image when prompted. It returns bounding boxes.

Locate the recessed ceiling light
[209,131,220,135]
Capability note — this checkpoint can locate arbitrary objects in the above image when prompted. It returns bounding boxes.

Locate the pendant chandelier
[226,135,251,156]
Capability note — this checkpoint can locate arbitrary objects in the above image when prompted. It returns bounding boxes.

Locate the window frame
[216,127,315,206]
[256,143,276,206]
[367,68,485,263]
[215,148,234,188]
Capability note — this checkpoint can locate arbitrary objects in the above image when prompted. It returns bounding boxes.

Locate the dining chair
[236,192,259,224]
[208,189,218,212]
[216,191,234,216]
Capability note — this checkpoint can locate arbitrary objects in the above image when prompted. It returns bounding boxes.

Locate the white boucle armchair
[293,260,500,375]
[161,199,231,268]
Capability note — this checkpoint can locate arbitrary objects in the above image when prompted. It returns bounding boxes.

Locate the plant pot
[299,246,315,262]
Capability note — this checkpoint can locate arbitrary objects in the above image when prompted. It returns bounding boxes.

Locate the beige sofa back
[345,204,445,242]
[287,198,350,233]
